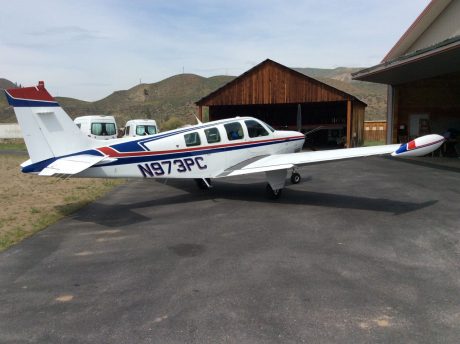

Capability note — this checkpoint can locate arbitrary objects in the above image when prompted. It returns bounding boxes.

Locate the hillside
[0,79,17,122]
[0,68,386,126]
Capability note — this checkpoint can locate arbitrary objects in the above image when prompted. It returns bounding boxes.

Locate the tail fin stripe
[5,91,59,107]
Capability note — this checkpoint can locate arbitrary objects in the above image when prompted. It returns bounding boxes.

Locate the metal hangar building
[196,59,366,148]
[353,0,460,150]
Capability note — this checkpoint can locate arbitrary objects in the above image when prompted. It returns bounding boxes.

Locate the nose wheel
[290,171,301,184]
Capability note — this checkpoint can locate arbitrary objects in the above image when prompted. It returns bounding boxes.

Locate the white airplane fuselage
[74,117,305,179]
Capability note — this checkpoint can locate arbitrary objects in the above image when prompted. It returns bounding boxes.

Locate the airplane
[4,81,445,199]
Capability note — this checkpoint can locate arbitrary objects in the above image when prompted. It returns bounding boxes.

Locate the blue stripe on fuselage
[95,137,304,167]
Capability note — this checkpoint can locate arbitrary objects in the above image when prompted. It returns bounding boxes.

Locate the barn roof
[196,59,366,107]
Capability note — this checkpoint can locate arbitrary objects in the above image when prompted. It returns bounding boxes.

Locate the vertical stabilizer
[4,82,92,163]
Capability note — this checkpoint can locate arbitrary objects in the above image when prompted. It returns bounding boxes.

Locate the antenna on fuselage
[195,116,202,125]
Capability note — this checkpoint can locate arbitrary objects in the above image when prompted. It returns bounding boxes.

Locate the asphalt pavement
[0,156,459,343]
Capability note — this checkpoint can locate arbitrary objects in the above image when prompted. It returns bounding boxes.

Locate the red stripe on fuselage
[97,136,305,158]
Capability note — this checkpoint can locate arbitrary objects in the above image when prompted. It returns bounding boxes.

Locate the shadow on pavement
[67,179,438,227]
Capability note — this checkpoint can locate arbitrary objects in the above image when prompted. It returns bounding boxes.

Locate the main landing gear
[266,184,283,199]
[291,171,301,184]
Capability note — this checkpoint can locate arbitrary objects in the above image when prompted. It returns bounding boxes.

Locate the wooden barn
[353,0,460,156]
[196,59,366,148]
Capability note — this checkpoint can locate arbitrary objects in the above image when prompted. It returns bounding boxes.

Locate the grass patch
[364,140,385,147]
[0,139,26,151]
[0,154,125,251]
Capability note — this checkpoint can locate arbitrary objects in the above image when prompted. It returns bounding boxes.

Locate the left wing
[217,134,444,178]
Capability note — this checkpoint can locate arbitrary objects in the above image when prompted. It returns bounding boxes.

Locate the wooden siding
[364,121,387,142]
[197,59,363,106]
[392,71,460,142]
[352,103,366,146]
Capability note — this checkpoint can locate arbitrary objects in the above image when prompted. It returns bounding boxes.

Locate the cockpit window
[245,120,269,138]
[205,127,221,143]
[184,132,201,147]
[224,122,244,141]
[260,120,275,132]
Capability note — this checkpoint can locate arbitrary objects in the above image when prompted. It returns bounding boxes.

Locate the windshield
[91,123,116,136]
[136,125,157,135]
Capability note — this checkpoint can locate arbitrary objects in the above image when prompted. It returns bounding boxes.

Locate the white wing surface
[39,155,106,176]
[218,144,402,177]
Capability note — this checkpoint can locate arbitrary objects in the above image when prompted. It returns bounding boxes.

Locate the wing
[39,154,107,176]
[217,144,400,177]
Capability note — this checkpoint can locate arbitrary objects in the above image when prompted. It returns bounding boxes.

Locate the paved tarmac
[0,157,459,343]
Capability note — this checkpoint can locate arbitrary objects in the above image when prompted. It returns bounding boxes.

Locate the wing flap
[39,154,106,176]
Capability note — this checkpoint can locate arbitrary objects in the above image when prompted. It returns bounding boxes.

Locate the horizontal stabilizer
[39,155,106,176]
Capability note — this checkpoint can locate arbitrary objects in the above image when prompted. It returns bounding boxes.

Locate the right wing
[217,134,445,178]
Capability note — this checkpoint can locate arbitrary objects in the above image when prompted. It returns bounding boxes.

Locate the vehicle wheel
[291,172,301,184]
[194,178,211,190]
[266,184,282,199]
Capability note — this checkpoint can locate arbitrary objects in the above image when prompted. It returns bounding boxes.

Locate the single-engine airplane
[4,82,445,198]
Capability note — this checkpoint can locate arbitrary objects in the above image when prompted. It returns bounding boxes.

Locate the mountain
[0,69,386,127]
[0,79,17,89]
[0,79,18,122]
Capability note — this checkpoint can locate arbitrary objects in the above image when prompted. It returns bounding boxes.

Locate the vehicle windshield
[91,123,116,136]
[136,125,157,136]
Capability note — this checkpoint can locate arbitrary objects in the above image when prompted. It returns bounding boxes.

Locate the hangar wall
[392,71,460,142]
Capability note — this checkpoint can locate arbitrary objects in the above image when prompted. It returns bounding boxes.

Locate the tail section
[4,81,91,163]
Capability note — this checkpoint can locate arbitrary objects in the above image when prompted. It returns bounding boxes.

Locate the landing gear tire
[195,178,211,190]
[291,172,301,184]
[266,184,282,199]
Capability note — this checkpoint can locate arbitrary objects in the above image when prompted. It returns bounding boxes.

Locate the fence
[0,124,22,139]
[364,121,386,143]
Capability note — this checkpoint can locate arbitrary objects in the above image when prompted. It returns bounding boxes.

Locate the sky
[0,0,431,101]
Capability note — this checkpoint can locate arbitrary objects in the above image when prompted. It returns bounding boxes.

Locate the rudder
[4,81,92,163]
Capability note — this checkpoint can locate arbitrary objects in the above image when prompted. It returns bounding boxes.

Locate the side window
[224,122,244,141]
[76,123,81,129]
[245,120,269,138]
[205,127,221,143]
[125,126,130,135]
[184,132,201,147]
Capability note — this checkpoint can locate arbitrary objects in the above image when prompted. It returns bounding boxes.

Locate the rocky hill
[0,68,386,127]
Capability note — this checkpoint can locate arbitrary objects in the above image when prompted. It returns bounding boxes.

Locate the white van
[123,119,159,137]
[74,115,118,140]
